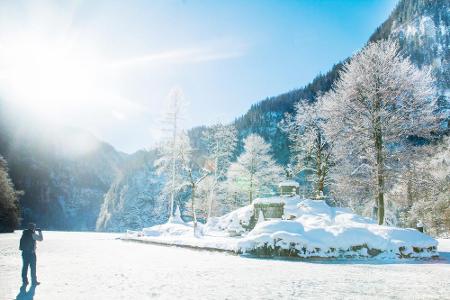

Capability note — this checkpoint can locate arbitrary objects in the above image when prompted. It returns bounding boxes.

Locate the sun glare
[0,33,105,122]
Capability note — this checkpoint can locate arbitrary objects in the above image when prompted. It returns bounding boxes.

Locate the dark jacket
[19,229,43,252]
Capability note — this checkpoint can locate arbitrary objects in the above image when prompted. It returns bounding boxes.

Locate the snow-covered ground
[130,198,438,259]
[1,231,449,299]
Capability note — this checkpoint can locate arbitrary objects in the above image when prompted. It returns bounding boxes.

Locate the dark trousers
[21,251,37,284]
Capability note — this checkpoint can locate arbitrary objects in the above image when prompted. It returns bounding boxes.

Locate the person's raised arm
[32,229,43,241]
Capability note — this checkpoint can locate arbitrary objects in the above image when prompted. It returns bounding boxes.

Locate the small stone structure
[279,180,300,196]
[248,198,285,230]
[253,200,285,219]
[248,180,300,230]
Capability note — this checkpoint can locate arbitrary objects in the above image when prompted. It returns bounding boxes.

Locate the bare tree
[201,123,237,218]
[177,132,209,235]
[320,40,436,224]
[155,87,188,221]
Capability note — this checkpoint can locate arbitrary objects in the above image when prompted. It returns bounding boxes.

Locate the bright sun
[0,32,106,122]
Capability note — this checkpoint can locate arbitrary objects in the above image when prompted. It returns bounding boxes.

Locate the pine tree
[0,155,22,232]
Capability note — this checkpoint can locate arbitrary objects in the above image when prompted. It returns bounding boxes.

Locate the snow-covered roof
[278,180,299,188]
[253,197,285,205]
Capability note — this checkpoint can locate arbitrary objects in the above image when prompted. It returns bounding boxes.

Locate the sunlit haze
[0,0,398,153]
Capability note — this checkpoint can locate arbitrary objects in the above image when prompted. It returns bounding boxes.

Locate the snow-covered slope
[383,0,450,117]
[0,109,126,230]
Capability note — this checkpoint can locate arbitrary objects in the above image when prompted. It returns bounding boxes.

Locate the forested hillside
[229,0,449,164]
[96,150,167,232]
[0,103,126,230]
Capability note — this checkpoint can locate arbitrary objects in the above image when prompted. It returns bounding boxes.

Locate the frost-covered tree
[0,155,22,232]
[201,123,237,218]
[227,134,284,204]
[155,87,188,220]
[321,40,437,225]
[390,138,450,236]
[177,132,209,234]
[281,97,333,198]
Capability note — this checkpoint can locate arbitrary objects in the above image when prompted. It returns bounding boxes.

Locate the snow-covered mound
[125,197,438,259]
[237,199,438,258]
[203,205,254,235]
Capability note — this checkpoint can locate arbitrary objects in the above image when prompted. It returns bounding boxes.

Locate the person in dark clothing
[19,223,43,286]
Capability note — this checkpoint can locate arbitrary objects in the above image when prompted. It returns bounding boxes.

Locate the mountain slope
[371,0,450,116]
[0,103,126,230]
[230,0,449,164]
[96,150,167,232]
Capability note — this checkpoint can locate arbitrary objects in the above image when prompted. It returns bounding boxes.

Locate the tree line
[0,155,22,232]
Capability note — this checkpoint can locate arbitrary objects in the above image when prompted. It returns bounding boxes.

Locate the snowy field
[1,232,450,300]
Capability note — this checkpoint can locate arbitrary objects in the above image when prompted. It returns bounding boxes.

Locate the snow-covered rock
[203,205,254,235]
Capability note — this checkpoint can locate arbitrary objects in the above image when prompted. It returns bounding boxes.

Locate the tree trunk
[374,118,385,225]
[316,143,323,198]
[191,184,197,233]
[315,129,325,198]
[406,169,413,209]
[169,118,177,218]
[207,141,220,219]
[317,177,324,198]
[207,190,214,219]
[249,171,254,204]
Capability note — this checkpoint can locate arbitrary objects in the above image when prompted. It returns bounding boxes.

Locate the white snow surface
[132,198,438,259]
[1,231,450,299]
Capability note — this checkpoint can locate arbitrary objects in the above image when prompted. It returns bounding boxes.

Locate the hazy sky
[0,0,398,153]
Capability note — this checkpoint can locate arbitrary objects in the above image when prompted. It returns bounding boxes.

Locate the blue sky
[0,0,398,153]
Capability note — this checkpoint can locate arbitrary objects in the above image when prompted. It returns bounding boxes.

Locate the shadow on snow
[15,284,37,300]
